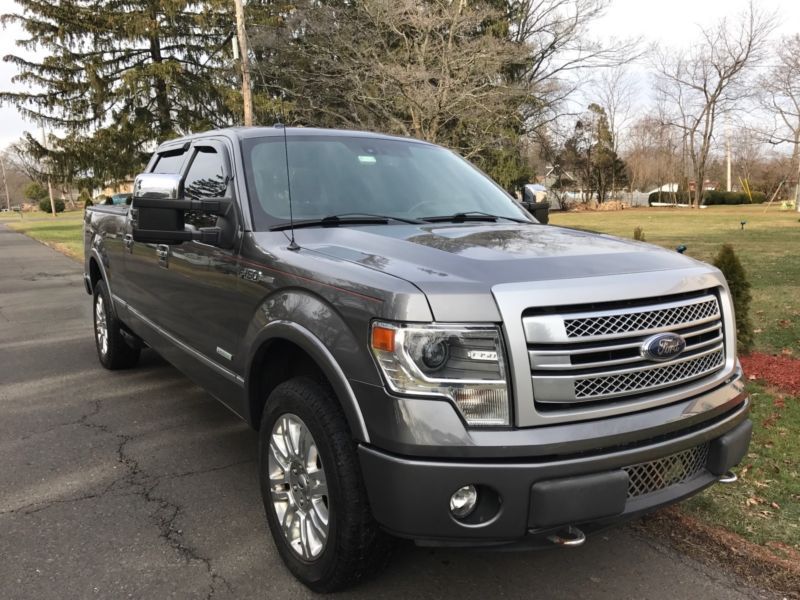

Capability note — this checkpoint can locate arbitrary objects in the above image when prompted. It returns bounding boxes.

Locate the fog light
[449,485,478,519]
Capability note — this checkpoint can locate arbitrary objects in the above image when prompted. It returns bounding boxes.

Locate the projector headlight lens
[370,322,511,427]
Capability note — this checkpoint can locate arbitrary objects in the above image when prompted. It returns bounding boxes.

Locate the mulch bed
[740,352,800,396]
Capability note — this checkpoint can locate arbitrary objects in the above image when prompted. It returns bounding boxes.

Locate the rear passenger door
[123,146,188,315]
[155,140,247,376]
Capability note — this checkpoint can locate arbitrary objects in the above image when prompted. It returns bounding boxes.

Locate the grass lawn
[4,203,799,551]
[3,210,85,260]
[684,383,800,550]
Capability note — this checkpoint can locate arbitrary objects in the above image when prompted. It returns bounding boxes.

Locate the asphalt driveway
[0,225,774,599]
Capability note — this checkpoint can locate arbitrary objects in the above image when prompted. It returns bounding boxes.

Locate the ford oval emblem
[640,333,686,362]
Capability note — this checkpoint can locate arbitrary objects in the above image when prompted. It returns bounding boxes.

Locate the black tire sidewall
[92,280,139,369]
[258,378,363,591]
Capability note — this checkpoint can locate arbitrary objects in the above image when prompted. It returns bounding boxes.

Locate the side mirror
[131,173,232,245]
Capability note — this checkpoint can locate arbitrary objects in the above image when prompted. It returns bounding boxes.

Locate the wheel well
[249,339,326,430]
[89,257,103,291]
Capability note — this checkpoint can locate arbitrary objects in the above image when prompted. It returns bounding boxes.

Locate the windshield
[241,135,531,230]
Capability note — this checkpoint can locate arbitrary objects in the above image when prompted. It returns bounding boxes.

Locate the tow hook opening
[546,525,586,547]
[718,470,738,484]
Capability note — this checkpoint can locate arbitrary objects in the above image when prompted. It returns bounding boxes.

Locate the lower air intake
[623,443,710,499]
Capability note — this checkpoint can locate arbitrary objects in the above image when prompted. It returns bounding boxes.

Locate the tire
[92,280,140,370]
[259,377,391,592]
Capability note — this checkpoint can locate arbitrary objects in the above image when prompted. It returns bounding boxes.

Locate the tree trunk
[148,3,171,140]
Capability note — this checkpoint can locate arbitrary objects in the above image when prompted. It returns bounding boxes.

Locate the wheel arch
[245,321,370,443]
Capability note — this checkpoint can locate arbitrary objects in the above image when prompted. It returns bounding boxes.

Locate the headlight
[370,322,510,427]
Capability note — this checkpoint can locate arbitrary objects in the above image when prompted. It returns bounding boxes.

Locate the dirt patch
[740,353,800,396]
[638,507,800,598]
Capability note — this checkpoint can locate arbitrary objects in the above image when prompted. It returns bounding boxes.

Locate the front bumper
[358,403,751,546]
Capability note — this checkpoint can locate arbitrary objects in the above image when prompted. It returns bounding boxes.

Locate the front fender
[242,289,376,442]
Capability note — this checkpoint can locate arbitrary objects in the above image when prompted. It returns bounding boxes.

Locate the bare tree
[508,0,640,130]
[761,34,800,209]
[625,113,681,196]
[652,2,775,206]
[592,66,637,154]
[589,66,637,195]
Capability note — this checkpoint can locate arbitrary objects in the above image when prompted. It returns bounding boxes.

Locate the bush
[648,190,766,206]
[38,198,65,213]
[24,181,49,203]
[713,244,753,353]
[702,191,766,205]
[633,226,646,241]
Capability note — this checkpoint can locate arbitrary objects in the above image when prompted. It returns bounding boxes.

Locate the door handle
[123,234,134,252]
[156,244,170,267]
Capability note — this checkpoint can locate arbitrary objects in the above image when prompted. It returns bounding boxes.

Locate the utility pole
[0,152,11,211]
[725,117,732,192]
[795,150,800,213]
[40,125,57,216]
[233,0,253,126]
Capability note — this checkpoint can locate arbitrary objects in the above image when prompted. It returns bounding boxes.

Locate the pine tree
[713,244,754,353]
[2,0,238,186]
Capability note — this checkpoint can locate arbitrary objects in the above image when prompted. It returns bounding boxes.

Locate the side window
[152,150,186,174]
[183,146,229,229]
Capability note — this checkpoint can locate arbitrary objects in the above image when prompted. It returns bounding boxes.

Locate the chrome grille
[524,291,728,409]
[574,349,725,399]
[624,444,709,498]
[565,298,720,338]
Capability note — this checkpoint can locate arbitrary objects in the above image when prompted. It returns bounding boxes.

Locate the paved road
[0,226,773,599]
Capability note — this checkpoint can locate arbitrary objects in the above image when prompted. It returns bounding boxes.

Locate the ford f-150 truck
[84,126,751,592]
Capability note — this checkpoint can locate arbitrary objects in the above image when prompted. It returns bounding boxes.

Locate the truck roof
[156,126,434,153]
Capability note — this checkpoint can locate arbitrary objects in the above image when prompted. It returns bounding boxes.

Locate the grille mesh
[573,349,724,399]
[624,444,709,498]
[564,298,720,338]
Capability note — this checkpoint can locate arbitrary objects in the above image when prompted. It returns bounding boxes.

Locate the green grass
[684,384,800,550]
[4,211,85,260]
[551,205,800,355]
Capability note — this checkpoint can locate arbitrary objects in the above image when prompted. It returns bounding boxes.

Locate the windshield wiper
[331,212,424,224]
[420,211,531,224]
[270,213,422,231]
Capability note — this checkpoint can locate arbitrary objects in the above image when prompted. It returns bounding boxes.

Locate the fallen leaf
[770,502,780,509]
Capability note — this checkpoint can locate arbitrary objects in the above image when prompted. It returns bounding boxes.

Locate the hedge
[38,198,66,213]
[702,191,766,205]
[648,191,766,206]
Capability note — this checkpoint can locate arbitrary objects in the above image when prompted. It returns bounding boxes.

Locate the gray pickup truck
[84,126,751,592]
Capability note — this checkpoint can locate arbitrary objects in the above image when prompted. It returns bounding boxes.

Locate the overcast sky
[1,0,799,150]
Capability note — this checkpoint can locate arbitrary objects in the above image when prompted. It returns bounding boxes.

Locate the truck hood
[291,223,706,321]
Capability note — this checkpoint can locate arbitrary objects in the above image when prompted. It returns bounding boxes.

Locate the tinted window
[185,147,228,199]
[242,136,528,230]
[152,150,186,174]
[183,147,229,229]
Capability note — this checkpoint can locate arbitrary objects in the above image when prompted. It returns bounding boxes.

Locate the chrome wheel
[95,295,108,356]
[268,413,329,561]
